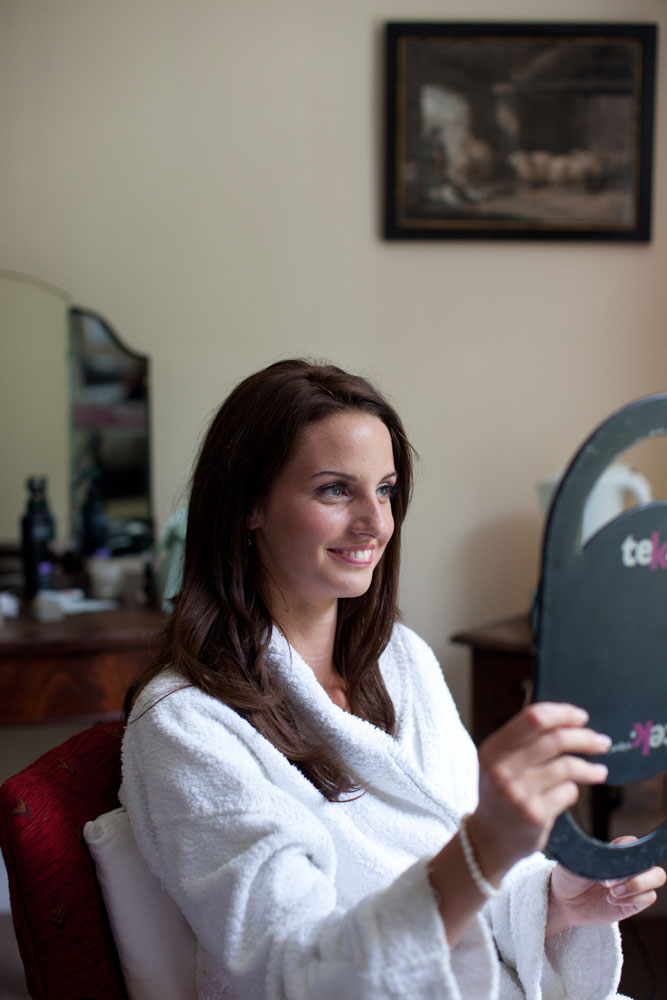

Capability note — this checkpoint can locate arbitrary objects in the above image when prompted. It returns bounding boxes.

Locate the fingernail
[610,884,627,898]
[596,734,612,751]
[594,764,609,779]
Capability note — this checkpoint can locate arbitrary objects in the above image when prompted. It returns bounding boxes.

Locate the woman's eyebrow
[310,470,358,481]
[310,470,397,481]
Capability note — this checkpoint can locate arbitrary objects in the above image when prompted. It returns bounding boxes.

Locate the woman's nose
[352,494,391,536]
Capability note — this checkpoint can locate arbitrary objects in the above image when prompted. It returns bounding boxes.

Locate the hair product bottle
[21,476,55,599]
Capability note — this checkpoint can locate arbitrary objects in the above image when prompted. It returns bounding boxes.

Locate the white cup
[87,556,124,600]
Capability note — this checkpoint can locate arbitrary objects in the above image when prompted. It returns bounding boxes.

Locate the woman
[121,359,664,999]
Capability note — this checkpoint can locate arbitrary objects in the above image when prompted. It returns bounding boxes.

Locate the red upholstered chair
[0,721,128,1000]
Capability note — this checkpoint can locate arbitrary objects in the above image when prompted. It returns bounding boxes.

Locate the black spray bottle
[21,476,55,599]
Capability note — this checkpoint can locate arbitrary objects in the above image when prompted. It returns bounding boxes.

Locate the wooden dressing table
[0,606,163,724]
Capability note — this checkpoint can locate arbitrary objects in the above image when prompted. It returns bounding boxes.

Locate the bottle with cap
[21,476,56,599]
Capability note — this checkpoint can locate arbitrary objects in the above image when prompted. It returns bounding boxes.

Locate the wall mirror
[0,273,152,565]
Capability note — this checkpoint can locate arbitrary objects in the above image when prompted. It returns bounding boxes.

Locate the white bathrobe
[120,623,625,1000]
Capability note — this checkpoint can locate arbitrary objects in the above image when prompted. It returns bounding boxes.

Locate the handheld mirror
[533,394,667,879]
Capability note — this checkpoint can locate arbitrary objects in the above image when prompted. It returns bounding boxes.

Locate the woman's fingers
[498,740,610,802]
[607,889,659,918]
[524,779,580,826]
[484,759,604,832]
[510,726,611,771]
[473,702,614,876]
[484,756,606,820]
[480,704,611,801]
[602,838,666,914]
[607,865,667,901]
[480,703,611,772]
[484,702,591,754]
[533,753,608,792]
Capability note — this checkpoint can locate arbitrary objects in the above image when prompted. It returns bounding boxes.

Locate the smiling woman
[125,359,413,795]
[120,358,662,1000]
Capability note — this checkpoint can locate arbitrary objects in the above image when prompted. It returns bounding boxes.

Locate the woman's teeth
[335,548,372,562]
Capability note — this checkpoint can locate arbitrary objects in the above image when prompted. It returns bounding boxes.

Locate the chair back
[0,721,128,999]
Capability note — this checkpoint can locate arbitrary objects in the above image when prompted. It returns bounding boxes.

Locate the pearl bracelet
[459,814,502,899]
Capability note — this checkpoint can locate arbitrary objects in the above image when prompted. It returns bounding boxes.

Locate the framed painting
[384,22,657,241]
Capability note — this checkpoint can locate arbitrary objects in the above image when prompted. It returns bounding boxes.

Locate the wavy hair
[126,359,415,799]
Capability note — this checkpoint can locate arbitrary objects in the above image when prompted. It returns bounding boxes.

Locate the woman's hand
[547,837,667,937]
[466,703,612,888]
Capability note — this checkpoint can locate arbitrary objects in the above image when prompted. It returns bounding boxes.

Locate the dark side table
[451,613,533,746]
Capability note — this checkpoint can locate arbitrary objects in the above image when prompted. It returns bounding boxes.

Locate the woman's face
[249,411,396,619]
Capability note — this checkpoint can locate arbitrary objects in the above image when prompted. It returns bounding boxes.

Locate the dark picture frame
[384,22,657,241]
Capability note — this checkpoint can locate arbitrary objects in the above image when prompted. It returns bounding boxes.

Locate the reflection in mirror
[69,308,152,555]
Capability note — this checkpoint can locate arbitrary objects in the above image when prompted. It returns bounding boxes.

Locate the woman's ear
[247,505,264,531]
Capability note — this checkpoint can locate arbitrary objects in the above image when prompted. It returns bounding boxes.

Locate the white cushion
[83,806,197,1000]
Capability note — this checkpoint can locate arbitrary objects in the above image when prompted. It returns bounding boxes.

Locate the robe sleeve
[485,841,623,999]
[396,626,625,1000]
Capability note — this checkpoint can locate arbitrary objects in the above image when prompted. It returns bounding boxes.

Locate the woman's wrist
[545,872,570,939]
[459,814,502,899]
[464,811,507,892]
[427,814,511,946]
[428,832,494,947]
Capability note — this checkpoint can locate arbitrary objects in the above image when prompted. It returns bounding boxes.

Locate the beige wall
[1,0,666,726]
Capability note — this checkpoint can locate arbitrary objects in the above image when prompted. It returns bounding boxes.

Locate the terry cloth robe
[120,624,626,1000]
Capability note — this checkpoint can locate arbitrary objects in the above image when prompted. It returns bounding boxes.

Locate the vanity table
[0,607,163,724]
[0,274,159,726]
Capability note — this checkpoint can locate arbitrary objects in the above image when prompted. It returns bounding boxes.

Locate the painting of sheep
[385,22,655,240]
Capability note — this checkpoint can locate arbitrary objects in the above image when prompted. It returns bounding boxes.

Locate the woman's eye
[319,482,346,499]
[377,482,397,500]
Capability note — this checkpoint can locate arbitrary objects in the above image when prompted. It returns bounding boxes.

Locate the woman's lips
[328,547,374,566]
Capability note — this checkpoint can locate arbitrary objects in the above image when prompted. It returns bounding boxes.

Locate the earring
[247,532,253,548]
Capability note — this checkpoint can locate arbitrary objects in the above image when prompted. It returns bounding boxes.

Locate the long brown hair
[126,359,415,798]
